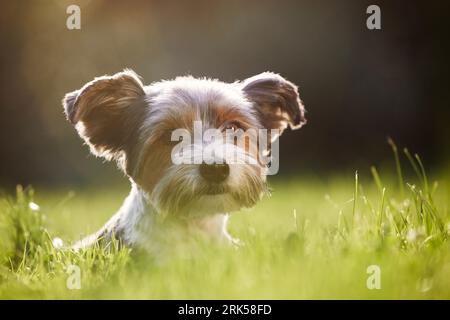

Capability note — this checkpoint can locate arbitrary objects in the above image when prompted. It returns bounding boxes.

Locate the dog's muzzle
[199,162,230,183]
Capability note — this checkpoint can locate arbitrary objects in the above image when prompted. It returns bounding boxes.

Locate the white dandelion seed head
[52,237,64,249]
[28,202,40,211]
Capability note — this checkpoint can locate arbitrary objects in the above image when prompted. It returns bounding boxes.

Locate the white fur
[74,183,235,259]
[67,71,306,257]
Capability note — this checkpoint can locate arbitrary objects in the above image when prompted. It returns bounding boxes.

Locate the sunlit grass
[0,142,449,299]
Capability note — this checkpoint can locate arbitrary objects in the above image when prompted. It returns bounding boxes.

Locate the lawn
[0,143,449,299]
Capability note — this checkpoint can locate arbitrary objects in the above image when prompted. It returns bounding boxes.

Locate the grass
[0,142,449,299]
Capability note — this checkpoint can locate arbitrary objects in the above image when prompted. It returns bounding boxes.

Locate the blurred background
[0,0,449,189]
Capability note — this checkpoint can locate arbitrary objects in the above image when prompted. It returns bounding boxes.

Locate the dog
[63,70,306,255]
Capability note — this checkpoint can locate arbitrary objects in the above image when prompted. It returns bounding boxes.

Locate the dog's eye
[161,130,183,146]
[222,122,241,132]
[167,136,183,146]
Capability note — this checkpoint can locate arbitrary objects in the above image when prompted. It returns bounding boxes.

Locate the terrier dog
[63,70,306,255]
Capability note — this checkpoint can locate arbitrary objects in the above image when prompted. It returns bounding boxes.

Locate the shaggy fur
[63,69,306,255]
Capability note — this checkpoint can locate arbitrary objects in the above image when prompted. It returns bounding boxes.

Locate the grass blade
[414,153,430,196]
[370,166,383,194]
[352,171,358,229]
[388,138,404,198]
[404,148,424,188]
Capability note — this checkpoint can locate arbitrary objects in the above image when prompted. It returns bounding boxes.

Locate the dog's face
[63,70,306,217]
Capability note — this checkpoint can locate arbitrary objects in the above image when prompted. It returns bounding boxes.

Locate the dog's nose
[199,162,229,183]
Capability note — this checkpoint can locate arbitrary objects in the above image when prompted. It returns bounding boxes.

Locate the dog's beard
[150,162,268,217]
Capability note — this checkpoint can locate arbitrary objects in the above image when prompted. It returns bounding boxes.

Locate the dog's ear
[242,72,306,136]
[62,69,146,161]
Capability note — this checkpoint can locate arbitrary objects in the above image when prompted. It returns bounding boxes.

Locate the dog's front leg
[189,213,240,245]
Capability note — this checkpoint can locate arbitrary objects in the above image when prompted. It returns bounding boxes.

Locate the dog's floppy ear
[62,69,146,161]
[242,72,306,136]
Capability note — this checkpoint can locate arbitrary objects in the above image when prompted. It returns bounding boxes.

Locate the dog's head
[63,70,306,217]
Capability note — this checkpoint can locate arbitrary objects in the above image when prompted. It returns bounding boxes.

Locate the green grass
[0,143,449,299]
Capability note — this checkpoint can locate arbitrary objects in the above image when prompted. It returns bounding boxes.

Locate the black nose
[199,162,229,183]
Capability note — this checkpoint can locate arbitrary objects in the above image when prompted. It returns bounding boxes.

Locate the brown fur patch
[63,70,146,170]
[242,72,306,133]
